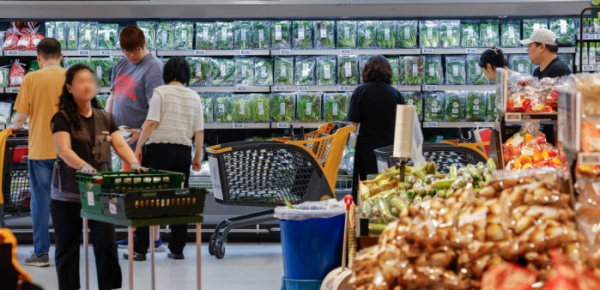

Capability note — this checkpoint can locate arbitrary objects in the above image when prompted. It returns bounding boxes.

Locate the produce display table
[80,210,204,290]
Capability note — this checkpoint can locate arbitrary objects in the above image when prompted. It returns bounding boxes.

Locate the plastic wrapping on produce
[294,56,316,85]
[549,18,575,46]
[234,21,253,49]
[445,55,466,85]
[271,20,291,49]
[316,56,337,85]
[234,57,254,86]
[173,21,193,50]
[292,20,313,49]
[64,57,89,68]
[444,91,466,122]
[523,19,549,39]
[296,91,322,122]
[337,21,357,49]
[97,23,118,50]
[252,21,270,49]
[215,21,234,50]
[111,149,123,172]
[274,199,345,221]
[439,20,460,48]
[64,22,78,50]
[270,93,296,122]
[137,21,156,50]
[509,54,532,74]
[486,91,497,121]
[196,22,215,49]
[357,21,377,48]
[199,94,214,123]
[254,58,273,86]
[387,56,400,85]
[274,56,294,85]
[323,92,349,121]
[188,57,212,86]
[424,91,445,122]
[115,27,125,50]
[397,20,418,49]
[501,20,521,48]
[210,58,235,86]
[461,21,480,48]
[400,56,424,85]
[45,22,56,40]
[377,21,396,49]
[401,91,423,121]
[0,67,10,87]
[338,55,358,85]
[88,58,112,87]
[78,22,99,50]
[419,20,439,48]
[467,55,488,85]
[251,94,270,122]
[0,102,13,124]
[424,55,443,85]
[232,94,253,123]
[339,144,355,175]
[479,20,499,47]
[358,55,372,84]
[213,93,233,123]
[314,20,335,49]
[55,22,67,50]
[466,91,487,121]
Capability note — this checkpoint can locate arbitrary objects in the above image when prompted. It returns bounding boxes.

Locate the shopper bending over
[479,47,519,83]
[520,28,572,78]
[126,57,204,261]
[347,55,403,200]
[50,64,148,290]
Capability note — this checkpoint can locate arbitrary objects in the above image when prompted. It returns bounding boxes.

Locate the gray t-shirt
[110,53,164,130]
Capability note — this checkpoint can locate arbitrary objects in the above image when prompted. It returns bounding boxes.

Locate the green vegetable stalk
[460,22,479,48]
[252,94,271,122]
[55,22,67,50]
[252,21,270,49]
[156,22,174,50]
[400,56,424,85]
[424,56,443,85]
[215,21,234,50]
[254,58,273,86]
[297,92,322,122]
[550,18,575,46]
[188,57,212,86]
[424,92,445,122]
[274,57,294,86]
[64,57,89,68]
[0,67,10,87]
[358,21,377,48]
[501,21,521,48]
[210,58,235,86]
[440,20,460,48]
[444,91,466,122]
[174,21,193,50]
[98,23,118,50]
[480,21,499,47]
[232,95,253,123]
[337,21,357,48]
[401,91,423,121]
[270,93,295,122]
[467,55,488,85]
[388,57,400,85]
[466,91,487,121]
[317,56,337,85]
[66,22,79,50]
[214,94,233,123]
[235,58,254,86]
[196,22,215,49]
[271,20,291,49]
[292,20,313,49]
[397,21,417,49]
[314,20,335,49]
[377,21,397,49]
[419,20,439,48]
[445,56,466,85]
[199,94,214,123]
[295,56,316,86]
[137,21,156,50]
[323,92,349,121]
[486,91,497,121]
[510,54,531,74]
[88,58,113,87]
[338,55,358,85]
[234,21,253,49]
[523,19,548,39]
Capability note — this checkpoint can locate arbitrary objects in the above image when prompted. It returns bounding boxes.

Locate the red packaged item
[2,27,21,50]
[481,263,537,290]
[29,27,44,50]
[9,60,26,87]
[8,21,24,29]
[16,29,31,51]
[542,249,600,290]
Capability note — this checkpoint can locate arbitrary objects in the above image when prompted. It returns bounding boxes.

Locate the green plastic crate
[78,170,185,214]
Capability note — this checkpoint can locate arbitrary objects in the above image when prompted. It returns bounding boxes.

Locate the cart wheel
[214,241,225,259]
[208,238,216,256]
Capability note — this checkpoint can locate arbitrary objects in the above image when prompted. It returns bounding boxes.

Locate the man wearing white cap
[520,28,572,78]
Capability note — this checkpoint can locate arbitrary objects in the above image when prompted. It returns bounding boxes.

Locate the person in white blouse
[125,57,204,261]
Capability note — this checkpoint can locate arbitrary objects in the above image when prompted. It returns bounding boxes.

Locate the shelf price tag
[277,123,290,128]
[425,85,437,91]
[578,153,600,165]
[78,50,90,56]
[505,113,521,121]
[340,49,352,55]
[421,49,434,54]
[582,34,591,40]
[465,48,477,54]
[10,88,19,93]
[274,86,286,91]
[236,86,248,92]
[339,86,350,91]
[232,123,245,129]
[583,65,595,71]
[239,50,250,55]
[424,122,438,128]
[101,50,112,56]
[194,50,206,55]
[5,51,18,56]
[595,34,600,40]
[523,48,529,53]
[279,49,291,55]
[298,86,309,91]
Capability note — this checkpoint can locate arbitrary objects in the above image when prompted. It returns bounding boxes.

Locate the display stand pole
[399,159,407,182]
[83,218,89,290]
[150,226,155,290]
[196,223,202,290]
[128,226,134,290]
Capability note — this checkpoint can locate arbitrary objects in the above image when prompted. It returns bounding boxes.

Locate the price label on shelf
[277,123,290,128]
[595,34,600,40]
[194,50,206,55]
[340,49,352,55]
[582,34,591,40]
[10,88,19,93]
[78,50,90,56]
[465,48,477,54]
[425,85,437,91]
[421,49,434,54]
[298,86,309,91]
[505,113,521,121]
[523,48,529,53]
[578,153,600,165]
[5,51,18,56]
[274,86,286,92]
[583,65,595,71]
[279,49,291,55]
[424,122,438,128]
[101,50,112,56]
[232,123,245,129]
[339,86,350,91]
[239,50,250,55]
[236,86,248,92]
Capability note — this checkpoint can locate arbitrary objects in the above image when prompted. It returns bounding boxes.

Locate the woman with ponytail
[479,47,517,82]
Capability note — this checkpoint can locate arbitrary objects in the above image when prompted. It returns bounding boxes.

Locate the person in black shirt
[348,55,403,199]
[520,28,572,78]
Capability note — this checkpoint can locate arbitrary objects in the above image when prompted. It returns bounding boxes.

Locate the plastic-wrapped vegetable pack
[88,58,113,87]
[316,56,336,85]
[387,57,400,85]
[271,20,291,49]
[419,20,439,48]
[271,93,296,122]
[337,21,357,49]
[254,58,273,86]
[323,92,349,121]
[274,57,294,86]
[234,58,254,86]
[338,55,358,85]
[467,55,488,85]
[466,91,487,121]
[214,93,233,123]
[440,20,460,48]
[215,21,234,50]
[45,22,56,40]
[232,94,253,123]
[400,56,424,85]
[199,94,214,123]
[549,18,575,46]
[358,55,372,84]
[0,67,10,87]
[377,21,396,49]
[460,21,479,48]
[401,91,423,121]
[137,21,156,50]
[486,91,497,121]
[252,21,270,49]
[65,22,78,50]
[77,22,98,50]
[523,19,549,39]
[445,56,466,85]
[196,22,215,49]
[297,92,322,122]
[444,91,466,122]
[424,91,445,122]
[115,27,125,50]
[294,56,316,86]
[424,55,443,85]
[252,94,270,123]
[397,20,418,49]
[97,23,118,50]
[234,21,253,49]
[314,20,335,49]
[210,58,235,86]
[501,20,521,48]
[64,57,89,68]
[55,22,67,50]
[479,20,499,47]
[510,54,532,74]
[174,21,193,50]
[292,20,313,49]
[357,21,377,48]
[188,57,212,86]
[28,60,39,73]
[9,60,26,87]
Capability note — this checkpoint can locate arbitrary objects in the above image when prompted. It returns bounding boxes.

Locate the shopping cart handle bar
[207,144,221,151]
[207,147,232,154]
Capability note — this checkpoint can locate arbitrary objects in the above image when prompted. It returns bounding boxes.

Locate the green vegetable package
[137,21,156,50]
[388,57,400,85]
[337,21,357,48]
[196,22,215,49]
[271,20,291,49]
[174,21,193,50]
[397,20,418,49]
[295,56,316,86]
[486,91,497,121]
[292,20,313,49]
[116,27,125,50]
[460,21,479,48]
[254,58,273,86]
[550,18,575,46]
[271,93,296,122]
[211,58,235,86]
[338,55,358,85]
[480,21,499,47]
[78,22,98,50]
[400,56,424,85]
[215,21,234,50]
[419,20,439,48]
[199,94,214,123]
[440,20,460,48]
[297,92,322,122]
[28,60,39,73]
[55,22,67,49]
[232,94,253,123]
[0,67,10,87]
[523,19,548,39]
[445,56,466,85]
[509,54,532,74]
[444,91,466,122]
[317,56,337,85]
[357,21,377,48]
[66,22,79,50]
[235,58,254,86]
[401,91,423,121]
[424,56,443,85]
[64,57,89,68]
[274,57,294,86]
[377,21,397,49]
[252,94,271,122]
[88,58,113,87]
[466,91,487,121]
[188,57,212,86]
[252,21,270,49]
[98,24,118,50]
[45,22,56,41]
[214,94,233,123]
[323,92,349,121]
[234,21,253,49]
[467,55,488,85]
[314,20,335,49]
[501,20,521,48]
[424,92,445,122]
[156,22,174,50]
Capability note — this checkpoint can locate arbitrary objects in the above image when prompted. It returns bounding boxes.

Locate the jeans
[29,159,55,255]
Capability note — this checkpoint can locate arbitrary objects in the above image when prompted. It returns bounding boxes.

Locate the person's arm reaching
[193,131,204,171]
[54,132,89,170]
[8,112,28,131]
[106,92,114,114]
[134,120,158,161]
[111,130,147,173]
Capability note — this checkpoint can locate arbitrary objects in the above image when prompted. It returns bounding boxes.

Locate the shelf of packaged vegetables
[270,85,421,92]
[578,34,600,41]
[189,86,271,93]
[422,85,496,91]
[2,50,125,57]
[157,50,270,57]
[204,122,326,129]
[270,49,422,56]
[422,121,495,128]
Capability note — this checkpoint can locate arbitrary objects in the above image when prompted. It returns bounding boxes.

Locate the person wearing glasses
[105,25,166,254]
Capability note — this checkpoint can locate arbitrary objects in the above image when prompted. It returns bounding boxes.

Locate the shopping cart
[205,122,354,259]
[0,129,29,227]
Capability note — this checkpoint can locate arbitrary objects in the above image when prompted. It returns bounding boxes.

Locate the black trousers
[351,135,393,200]
[134,143,192,255]
[51,200,121,290]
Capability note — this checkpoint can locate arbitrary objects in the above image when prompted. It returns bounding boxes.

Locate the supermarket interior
[1,0,600,289]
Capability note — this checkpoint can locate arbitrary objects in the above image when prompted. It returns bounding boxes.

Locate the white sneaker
[154,244,166,252]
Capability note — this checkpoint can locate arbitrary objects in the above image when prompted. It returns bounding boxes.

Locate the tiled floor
[17,243,284,290]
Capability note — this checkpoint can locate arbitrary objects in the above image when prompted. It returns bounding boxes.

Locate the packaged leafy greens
[500,20,521,48]
[174,21,193,50]
[460,21,479,48]
[271,93,295,122]
[232,94,253,123]
[424,55,443,85]
[467,55,488,85]
[137,21,156,50]
[214,93,233,123]
[424,92,445,122]
[196,22,215,49]
[550,18,575,46]
[466,91,487,121]
[440,20,460,48]
[297,92,322,122]
[337,21,357,48]
[0,103,12,124]
[210,58,235,86]
[323,92,349,121]
[377,21,397,49]
[88,58,113,87]
[199,94,214,123]
[400,56,424,85]
[64,57,89,68]
[401,91,423,121]
[338,55,358,85]
[397,20,418,49]
[45,22,56,40]
[509,54,532,74]
[444,91,466,122]
[97,24,118,50]
[66,22,79,50]
[254,58,273,86]
[215,21,234,50]
[387,56,400,85]
[295,56,316,86]
[445,56,466,85]
[357,21,377,48]
[234,21,253,49]
[486,91,497,121]
[155,22,174,50]
[55,22,67,50]
[316,56,336,85]
[235,58,254,86]
[292,20,313,49]
[0,67,10,87]
[252,94,270,122]
[28,60,39,73]
[252,21,270,49]
[419,20,439,48]
[523,19,548,39]
[274,57,294,86]
[271,20,291,49]
[77,22,98,50]
[188,57,212,86]
[314,20,335,49]
[480,20,499,47]
[116,27,125,50]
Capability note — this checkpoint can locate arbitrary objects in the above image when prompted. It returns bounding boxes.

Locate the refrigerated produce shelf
[422,85,496,91]
[422,121,495,128]
[204,122,326,129]
[190,86,271,93]
[157,50,270,56]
